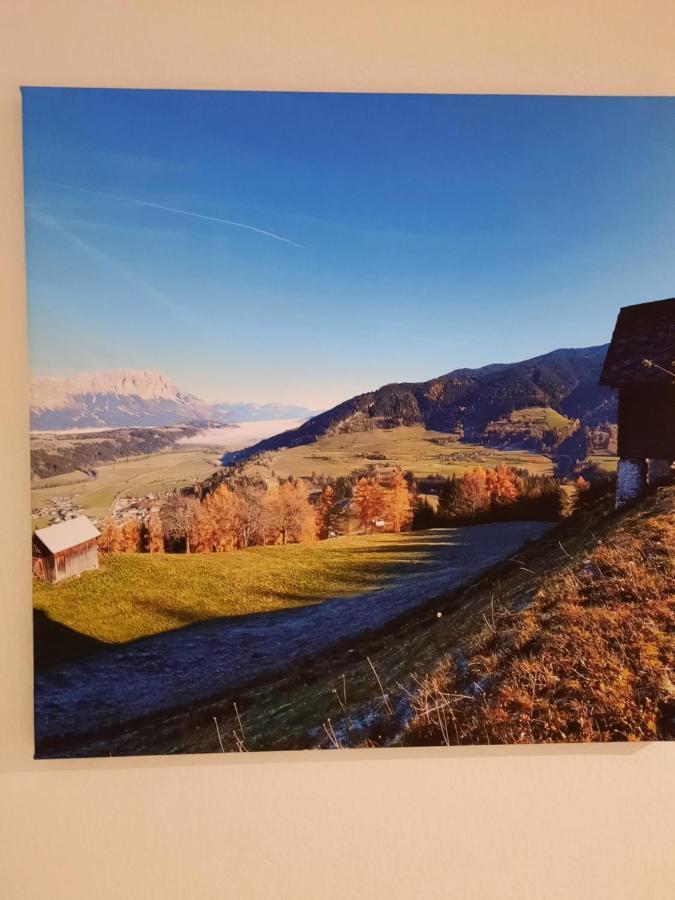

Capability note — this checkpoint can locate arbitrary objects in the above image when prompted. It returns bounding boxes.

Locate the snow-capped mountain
[30,369,318,430]
[30,370,213,430]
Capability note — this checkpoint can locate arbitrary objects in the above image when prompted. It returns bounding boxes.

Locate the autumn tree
[204,484,241,551]
[315,483,344,539]
[98,517,123,552]
[235,483,266,547]
[261,484,282,544]
[144,513,164,553]
[189,500,215,552]
[383,468,412,532]
[458,467,490,517]
[415,465,562,529]
[485,464,520,506]
[264,480,316,544]
[353,476,386,533]
[160,493,199,552]
[282,480,316,543]
[119,518,142,552]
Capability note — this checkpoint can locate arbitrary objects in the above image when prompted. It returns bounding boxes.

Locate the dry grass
[404,488,674,745]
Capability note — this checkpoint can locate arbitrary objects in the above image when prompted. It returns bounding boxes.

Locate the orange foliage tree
[458,467,490,516]
[263,480,316,544]
[383,468,412,532]
[144,513,164,553]
[354,476,386,533]
[314,483,344,539]
[202,484,241,551]
[98,517,123,552]
[190,500,215,552]
[150,478,321,553]
[485,464,520,505]
[281,480,316,544]
[119,519,142,552]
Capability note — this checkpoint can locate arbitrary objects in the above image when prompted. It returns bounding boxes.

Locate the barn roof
[34,516,100,554]
[599,297,675,387]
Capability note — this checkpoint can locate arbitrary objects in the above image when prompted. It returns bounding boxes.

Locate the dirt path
[34,521,550,751]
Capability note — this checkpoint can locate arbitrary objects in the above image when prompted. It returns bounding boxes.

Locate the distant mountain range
[31,347,617,458]
[30,369,318,430]
[224,345,617,463]
[209,402,321,423]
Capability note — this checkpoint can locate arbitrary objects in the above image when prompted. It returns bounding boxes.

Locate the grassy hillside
[33,528,477,644]
[91,483,673,754]
[483,406,577,450]
[403,486,674,745]
[226,344,615,464]
[245,425,554,480]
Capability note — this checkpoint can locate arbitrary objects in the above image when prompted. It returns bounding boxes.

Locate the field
[246,425,554,480]
[591,454,620,472]
[31,448,223,522]
[29,425,559,526]
[33,527,511,644]
[483,406,575,443]
[500,406,571,427]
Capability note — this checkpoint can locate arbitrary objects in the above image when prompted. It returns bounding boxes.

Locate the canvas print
[24,88,674,757]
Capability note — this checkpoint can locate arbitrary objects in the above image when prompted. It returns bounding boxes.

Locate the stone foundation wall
[616,458,647,508]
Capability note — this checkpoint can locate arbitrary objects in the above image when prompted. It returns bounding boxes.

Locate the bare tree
[160,493,199,552]
[236,483,266,547]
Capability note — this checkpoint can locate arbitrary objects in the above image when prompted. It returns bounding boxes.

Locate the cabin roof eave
[599,297,675,388]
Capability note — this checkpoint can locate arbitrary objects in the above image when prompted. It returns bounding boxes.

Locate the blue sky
[22,88,675,407]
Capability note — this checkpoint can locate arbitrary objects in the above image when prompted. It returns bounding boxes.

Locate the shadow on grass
[33,609,109,671]
[34,538,455,667]
[120,532,475,628]
[35,524,542,670]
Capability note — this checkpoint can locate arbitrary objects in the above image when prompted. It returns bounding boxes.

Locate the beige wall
[1,3,674,897]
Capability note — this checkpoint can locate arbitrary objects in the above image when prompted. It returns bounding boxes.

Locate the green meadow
[34,529,465,644]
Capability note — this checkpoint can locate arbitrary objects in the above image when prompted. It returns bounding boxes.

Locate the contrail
[29,206,189,317]
[32,178,303,248]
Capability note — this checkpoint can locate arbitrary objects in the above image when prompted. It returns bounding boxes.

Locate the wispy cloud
[28,207,186,315]
[32,178,304,248]
[26,204,182,241]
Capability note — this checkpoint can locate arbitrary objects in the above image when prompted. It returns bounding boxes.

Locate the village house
[32,515,101,584]
[599,297,675,506]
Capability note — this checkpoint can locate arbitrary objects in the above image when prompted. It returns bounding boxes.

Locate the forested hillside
[226,344,616,463]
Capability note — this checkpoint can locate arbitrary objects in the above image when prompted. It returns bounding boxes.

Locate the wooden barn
[32,516,101,584]
[599,297,675,506]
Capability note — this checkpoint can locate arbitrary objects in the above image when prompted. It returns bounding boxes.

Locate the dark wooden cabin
[32,516,101,584]
[599,297,675,506]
